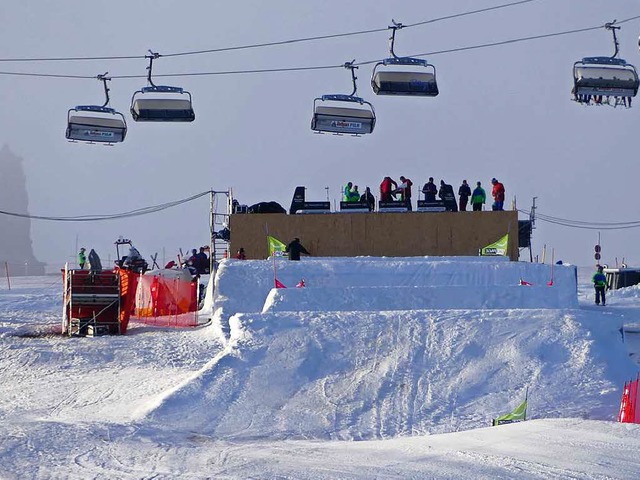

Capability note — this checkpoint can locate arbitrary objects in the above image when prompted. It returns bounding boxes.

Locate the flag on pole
[267,235,287,257]
[274,278,287,289]
[492,389,528,426]
[480,234,509,256]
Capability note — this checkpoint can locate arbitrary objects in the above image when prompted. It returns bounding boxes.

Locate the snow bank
[213,257,577,322]
[263,285,578,312]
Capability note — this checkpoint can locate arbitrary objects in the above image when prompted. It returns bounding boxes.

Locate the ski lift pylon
[66,73,127,145]
[371,21,439,97]
[311,61,376,136]
[130,51,195,122]
[572,21,639,108]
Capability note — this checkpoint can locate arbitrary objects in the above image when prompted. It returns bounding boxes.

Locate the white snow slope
[1,257,639,479]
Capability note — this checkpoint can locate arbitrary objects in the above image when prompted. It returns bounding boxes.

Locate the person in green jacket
[78,247,87,269]
[592,265,607,306]
[470,181,486,211]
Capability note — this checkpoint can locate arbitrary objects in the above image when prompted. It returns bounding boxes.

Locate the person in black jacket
[421,177,437,202]
[285,238,310,261]
[438,180,458,212]
[360,187,375,211]
[458,180,472,211]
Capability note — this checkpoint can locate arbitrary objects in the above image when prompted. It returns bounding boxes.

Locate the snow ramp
[144,258,632,440]
[147,308,634,440]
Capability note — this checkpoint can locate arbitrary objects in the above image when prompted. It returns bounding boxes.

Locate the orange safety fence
[618,375,640,424]
[131,272,200,328]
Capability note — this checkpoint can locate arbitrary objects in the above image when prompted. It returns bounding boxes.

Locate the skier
[592,265,607,306]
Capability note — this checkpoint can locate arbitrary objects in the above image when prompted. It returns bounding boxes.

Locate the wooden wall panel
[228,211,519,260]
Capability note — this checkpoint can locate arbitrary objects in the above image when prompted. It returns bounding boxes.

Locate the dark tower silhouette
[0,145,45,275]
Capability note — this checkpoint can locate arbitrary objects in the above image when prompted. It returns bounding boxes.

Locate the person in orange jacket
[491,178,505,211]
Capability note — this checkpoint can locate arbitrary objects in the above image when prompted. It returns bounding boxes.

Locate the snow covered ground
[1,257,639,479]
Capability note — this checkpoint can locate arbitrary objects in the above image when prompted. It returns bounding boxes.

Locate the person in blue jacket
[592,265,607,306]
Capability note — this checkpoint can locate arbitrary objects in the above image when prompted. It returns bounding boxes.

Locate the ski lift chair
[66,106,127,144]
[66,74,127,144]
[572,21,640,107]
[130,51,195,122]
[311,95,376,135]
[310,61,376,136]
[372,58,439,96]
[130,86,195,122]
[371,21,439,97]
[573,58,639,101]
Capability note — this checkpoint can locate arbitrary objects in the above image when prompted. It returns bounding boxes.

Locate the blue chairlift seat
[372,58,439,97]
[66,106,127,144]
[130,86,195,122]
[311,94,376,136]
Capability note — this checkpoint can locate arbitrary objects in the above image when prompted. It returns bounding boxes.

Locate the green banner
[267,236,287,257]
[480,233,509,256]
[493,399,527,426]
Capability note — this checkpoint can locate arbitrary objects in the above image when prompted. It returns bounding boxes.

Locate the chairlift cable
[517,209,640,230]
[0,15,639,80]
[0,191,210,222]
[0,0,540,63]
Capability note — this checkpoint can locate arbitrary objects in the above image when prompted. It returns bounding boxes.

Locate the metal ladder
[209,190,232,271]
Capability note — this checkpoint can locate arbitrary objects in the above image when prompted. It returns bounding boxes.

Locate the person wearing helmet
[78,248,87,269]
[592,265,607,306]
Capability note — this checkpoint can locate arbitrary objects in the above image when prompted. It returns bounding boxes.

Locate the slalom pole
[524,386,529,421]
[4,262,10,290]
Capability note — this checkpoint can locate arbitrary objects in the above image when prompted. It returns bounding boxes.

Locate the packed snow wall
[228,210,519,259]
[212,257,577,323]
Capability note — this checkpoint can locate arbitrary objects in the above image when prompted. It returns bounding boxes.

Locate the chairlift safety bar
[382,57,428,67]
[72,105,118,114]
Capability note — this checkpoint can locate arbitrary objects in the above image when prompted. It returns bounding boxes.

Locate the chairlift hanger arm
[146,50,161,87]
[343,60,358,96]
[605,20,621,59]
[388,19,405,59]
[96,72,111,107]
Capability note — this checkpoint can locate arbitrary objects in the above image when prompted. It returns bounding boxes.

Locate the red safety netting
[618,376,640,423]
[131,272,199,328]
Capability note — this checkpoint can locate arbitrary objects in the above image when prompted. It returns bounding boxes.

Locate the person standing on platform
[471,181,486,211]
[360,186,375,211]
[78,248,87,269]
[397,176,413,211]
[491,177,505,211]
[380,177,398,202]
[421,177,437,202]
[592,265,607,306]
[458,180,471,211]
[343,182,354,202]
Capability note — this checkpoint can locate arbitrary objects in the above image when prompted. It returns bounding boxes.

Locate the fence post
[4,262,10,290]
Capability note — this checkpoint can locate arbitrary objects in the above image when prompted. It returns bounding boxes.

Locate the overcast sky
[1,0,639,267]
